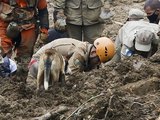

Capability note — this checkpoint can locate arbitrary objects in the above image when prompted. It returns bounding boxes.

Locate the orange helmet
[94,37,115,63]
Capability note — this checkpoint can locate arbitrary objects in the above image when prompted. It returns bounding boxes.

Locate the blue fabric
[0,56,11,77]
[47,28,68,43]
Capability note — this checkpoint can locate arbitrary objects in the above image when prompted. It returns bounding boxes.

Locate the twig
[112,20,124,26]
[33,105,69,120]
[65,93,104,120]
[104,95,114,119]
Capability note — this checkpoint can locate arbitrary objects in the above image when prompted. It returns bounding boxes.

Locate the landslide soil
[1,0,160,120]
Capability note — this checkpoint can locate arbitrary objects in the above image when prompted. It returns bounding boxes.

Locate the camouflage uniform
[112,20,160,62]
[54,0,105,43]
[29,38,93,78]
[0,0,49,76]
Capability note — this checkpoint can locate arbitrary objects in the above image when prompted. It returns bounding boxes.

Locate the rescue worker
[144,0,160,24]
[53,0,109,43]
[111,8,160,62]
[0,0,49,75]
[28,37,115,78]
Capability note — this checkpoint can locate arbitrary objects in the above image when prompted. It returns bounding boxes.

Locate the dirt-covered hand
[56,10,66,19]
[53,10,66,21]
[54,10,66,31]
[0,2,14,22]
[37,32,48,44]
[54,19,66,31]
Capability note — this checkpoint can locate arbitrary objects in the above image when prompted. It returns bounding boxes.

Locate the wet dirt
[1,0,160,120]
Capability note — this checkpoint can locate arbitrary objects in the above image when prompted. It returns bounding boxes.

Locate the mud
[1,0,160,120]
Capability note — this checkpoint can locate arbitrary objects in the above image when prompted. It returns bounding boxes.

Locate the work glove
[37,32,48,44]
[34,29,48,53]
[0,2,14,22]
[36,27,48,44]
[54,18,66,31]
[54,10,67,31]
[53,10,66,21]
[100,8,113,23]
[99,1,113,23]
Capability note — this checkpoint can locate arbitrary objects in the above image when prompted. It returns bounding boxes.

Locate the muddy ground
[1,0,160,120]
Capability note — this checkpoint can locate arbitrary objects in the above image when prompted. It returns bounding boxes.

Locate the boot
[15,56,31,82]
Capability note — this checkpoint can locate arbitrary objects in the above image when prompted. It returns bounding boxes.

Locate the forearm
[112,35,122,62]
[67,57,85,75]
[38,8,49,30]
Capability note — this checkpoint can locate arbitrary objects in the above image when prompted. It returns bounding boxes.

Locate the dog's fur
[37,48,65,91]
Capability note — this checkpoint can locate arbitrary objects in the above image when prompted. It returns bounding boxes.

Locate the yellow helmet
[94,37,115,63]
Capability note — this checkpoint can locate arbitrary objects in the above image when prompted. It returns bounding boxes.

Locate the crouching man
[111,8,160,62]
[28,37,115,79]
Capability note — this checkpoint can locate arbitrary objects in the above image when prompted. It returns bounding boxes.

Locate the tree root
[32,105,69,120]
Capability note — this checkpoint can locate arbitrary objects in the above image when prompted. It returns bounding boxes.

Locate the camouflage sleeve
[54,0,66,11]
[67,43,88,75]
[111,29,123,62]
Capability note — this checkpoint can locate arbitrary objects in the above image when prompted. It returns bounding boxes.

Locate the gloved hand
[34,31,48,53]
[36,32,48,44]
[54,10,66,31]
[53,10,66,21]
[0,2,14,22]
[56,10,66,18]
[54,19,66,31]
[100,8,113,22]
[53,10,66,31]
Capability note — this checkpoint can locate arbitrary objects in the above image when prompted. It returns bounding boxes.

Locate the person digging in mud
[144,0,160,24]
[0,0,49,77]
[111,8,160,62]
[28,37,115,78]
